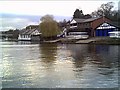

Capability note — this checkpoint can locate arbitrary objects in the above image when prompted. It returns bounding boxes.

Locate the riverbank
[58,37,120,45]
[76,37,120,45]
[2,37,120,45]
[91,38,120,45]
[45,37,120,45]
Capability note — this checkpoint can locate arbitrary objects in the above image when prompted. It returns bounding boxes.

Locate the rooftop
[20,28,40,35]
[73,17,102,23]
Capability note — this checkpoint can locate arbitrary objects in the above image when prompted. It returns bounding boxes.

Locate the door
[96,29,112,36]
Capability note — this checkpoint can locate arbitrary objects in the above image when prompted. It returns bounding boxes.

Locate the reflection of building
[66,44,118,68]
[66,16,119,38]
[95,45,119,64]
[18,25,41,41]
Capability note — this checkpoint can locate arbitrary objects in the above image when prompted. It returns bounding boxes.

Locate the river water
[0,41,119,88]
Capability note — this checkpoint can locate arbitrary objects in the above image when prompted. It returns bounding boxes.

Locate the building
[18,25,41,41]
[66,16,119,38]
[96,22,119,36]
[109,31,120,38]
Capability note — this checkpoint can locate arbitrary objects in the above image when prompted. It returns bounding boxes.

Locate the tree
[73,9,84,18]
[39,15,61,40]
[91,2,120,26]
[84,14,92,19]
[91,2,114,18]
[40,14,54,22]
[58,19,67,29]
[73,9,92,19]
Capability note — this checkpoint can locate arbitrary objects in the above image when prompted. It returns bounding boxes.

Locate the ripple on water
[1,42,119,88]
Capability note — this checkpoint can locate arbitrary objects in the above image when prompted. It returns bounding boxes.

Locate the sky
[0,0,119,31]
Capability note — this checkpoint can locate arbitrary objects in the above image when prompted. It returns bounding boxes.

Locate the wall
[91,17,111,30]
[31,35,41,41]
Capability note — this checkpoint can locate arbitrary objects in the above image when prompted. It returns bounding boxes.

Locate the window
[110,33,115,36]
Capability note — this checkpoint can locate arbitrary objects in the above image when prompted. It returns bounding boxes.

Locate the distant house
[66,16,119,38]
[18,25,41,41]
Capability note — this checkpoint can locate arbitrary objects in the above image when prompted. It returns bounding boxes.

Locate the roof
[73,19,86,23]
[109,22,120,28]
[96,22,120,30]
[19,28,40,35]
[26,25,39,30]
[72,17,103,23]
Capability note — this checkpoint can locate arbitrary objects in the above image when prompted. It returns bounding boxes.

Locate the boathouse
[66,16,119,38]
[95,22,118,36]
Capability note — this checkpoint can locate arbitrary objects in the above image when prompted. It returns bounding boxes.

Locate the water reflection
[65,44,118,88]
[40,44,57,63]
[66,44,118,73]
[1,41,119,88]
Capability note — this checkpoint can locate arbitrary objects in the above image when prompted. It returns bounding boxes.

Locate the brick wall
[91,17,111,30]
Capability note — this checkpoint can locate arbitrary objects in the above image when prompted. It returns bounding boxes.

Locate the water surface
[1,41,119,88]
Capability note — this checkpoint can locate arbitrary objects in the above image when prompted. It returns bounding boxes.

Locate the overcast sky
[0,0,119,31]
[0,0,119,16]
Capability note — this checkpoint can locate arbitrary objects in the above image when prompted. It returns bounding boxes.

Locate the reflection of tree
[66,44,89,68]
[38,44,58,86]
[39,44,57,65]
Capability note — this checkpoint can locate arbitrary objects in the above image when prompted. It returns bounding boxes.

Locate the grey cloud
[0,17,39,31]
[0,13,71,31]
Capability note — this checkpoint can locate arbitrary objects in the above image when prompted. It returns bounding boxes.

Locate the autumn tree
[39,15,61,40]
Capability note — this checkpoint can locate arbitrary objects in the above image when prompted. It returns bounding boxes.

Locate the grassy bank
[58,37,120,45]
[91,38,120,45]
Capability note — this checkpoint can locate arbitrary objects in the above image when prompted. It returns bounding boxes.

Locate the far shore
[1,37,120,45]
[40,37,120,45]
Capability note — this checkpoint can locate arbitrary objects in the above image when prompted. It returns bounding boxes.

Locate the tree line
[73,2,119,25]
[1,29,19,39]
[91,2,119,25]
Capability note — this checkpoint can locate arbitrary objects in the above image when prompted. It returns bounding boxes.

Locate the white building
[109,31,120,38]
[18,25,41,41]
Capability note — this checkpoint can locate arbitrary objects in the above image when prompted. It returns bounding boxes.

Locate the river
[0,41,119,88]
